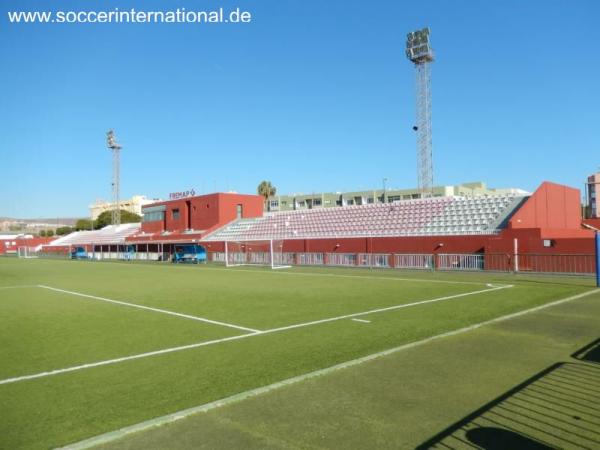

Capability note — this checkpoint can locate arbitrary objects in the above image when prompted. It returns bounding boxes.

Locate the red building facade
[129,192,264,243]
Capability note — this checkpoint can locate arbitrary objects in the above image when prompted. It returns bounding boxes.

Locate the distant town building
[267,182,529,212]
[587,172,599,218]
[89,195,160,220]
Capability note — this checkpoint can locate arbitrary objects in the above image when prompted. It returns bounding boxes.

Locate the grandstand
[47,223,140,247]
[35,182,595,273]
[203,194,525,241]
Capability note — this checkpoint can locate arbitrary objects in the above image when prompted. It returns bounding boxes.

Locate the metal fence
[515,253,596,276]
[31,247,596,277]
[394,254,434,270]
[206,251,595,276]
[357,253,391,268]
[326,253,357,267]
[437,254,484,271]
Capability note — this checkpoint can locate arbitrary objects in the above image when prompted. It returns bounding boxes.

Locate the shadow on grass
[572,338,600,364]
[416,362,600,449]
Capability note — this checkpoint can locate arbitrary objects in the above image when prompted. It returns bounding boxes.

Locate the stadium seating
[204,195,526,241]
[48,223,141,246]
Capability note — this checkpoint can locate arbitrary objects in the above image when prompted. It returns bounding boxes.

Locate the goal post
[17,246,38,259]
[224,239,291,269]
[595,231,600,287]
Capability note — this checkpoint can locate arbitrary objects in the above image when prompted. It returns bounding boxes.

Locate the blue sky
[1,0,599,218]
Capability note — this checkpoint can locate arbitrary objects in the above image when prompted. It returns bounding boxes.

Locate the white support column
[513,238,519,273]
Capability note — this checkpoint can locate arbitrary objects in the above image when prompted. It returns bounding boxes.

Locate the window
[367,197,374,204]
[143,211,164,222]
[387,195,401,202]
[270,200,279,208]
[297,201,305,207]
[313,198,322,206]
[335,200,342,206]
[172,209,180,220]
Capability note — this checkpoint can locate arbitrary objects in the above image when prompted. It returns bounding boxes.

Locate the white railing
[211,252,226,262]
[82,250,596,277]
[357,253,390,268]
[437,254,484,271]
[297,252,324,265]
[326,253,357,266]
[394,254,434,270]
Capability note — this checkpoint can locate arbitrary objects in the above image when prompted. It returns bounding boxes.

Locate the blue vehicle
[173,244,206,264]
[122,245,135,261]
[70,246,88,260]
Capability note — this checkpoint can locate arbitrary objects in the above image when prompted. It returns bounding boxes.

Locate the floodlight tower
[406,27,434,195]
[106,130,122,226]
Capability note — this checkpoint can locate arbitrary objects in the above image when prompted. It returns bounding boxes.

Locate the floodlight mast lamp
[106,130,122,227]
[406,27,434,195]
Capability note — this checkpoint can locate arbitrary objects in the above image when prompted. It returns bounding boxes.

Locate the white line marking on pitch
[0,284,511,386]
[0,285,38,290]
[0,334,255,386]
[352,318,371,323]
[262,284,513,334]
[37,285,261,334]
[57,287,600,450]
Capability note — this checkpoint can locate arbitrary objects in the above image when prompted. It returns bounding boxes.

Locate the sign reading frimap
[169,189,196,200]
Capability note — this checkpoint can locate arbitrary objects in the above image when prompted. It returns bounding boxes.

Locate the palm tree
[257,181,276,211]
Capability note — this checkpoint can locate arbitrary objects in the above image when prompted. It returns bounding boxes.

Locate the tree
[257,181,276,211]
[94,209,142,228]
[39,230,46,237]
[56,226,74,236]
[75,219,93,231]
[46,230,54,237]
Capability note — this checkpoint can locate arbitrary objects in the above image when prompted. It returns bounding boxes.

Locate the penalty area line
[37,285,261,334]
[1,284,510,386]
[0,285,39,290]
[58,287,600,450]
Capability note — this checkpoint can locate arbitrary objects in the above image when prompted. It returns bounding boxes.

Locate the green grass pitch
[0,257,595,449]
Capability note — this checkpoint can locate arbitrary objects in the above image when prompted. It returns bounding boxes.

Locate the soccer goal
[224,240,291,269]
[17,246,38,259]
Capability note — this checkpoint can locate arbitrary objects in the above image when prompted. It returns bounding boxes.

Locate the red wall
[0,237,54,254]
[204,235,491,255]
[509,182,585,233]
[140,193,263,234]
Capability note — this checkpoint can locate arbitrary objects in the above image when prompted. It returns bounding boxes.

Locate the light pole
[382,177,388,203]
[106,130,122,226]
[406,27,434,196]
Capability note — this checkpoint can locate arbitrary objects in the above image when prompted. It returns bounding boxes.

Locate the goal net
[17,246,38,259]
[224,240,291,269]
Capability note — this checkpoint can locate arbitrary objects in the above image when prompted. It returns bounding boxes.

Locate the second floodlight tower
[406,27,434,195]
[106,129,122,226]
